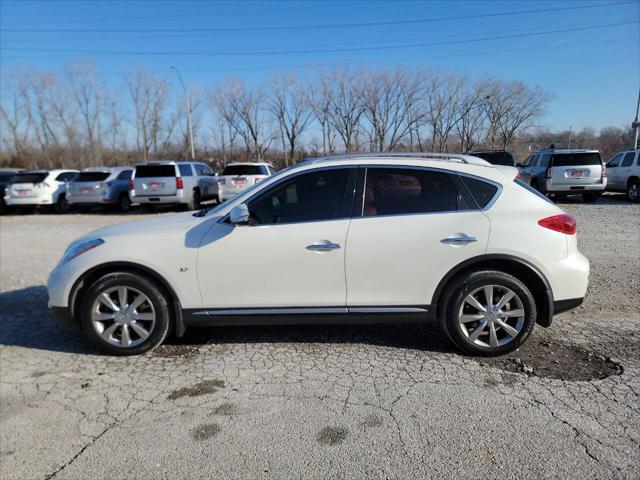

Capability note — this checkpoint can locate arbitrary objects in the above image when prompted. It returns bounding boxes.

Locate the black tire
[118,193,132,212]
[582,192,600,203]
[627,179,639,203]
[79,272,171,355]
[439,270,537,356]
[187,188,201,211]
[55,194,70,214]
[142,204,155,213]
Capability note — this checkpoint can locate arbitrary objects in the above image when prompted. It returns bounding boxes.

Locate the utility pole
[633,87,640,150]
[568,125,572,148]
[170,66,195,159]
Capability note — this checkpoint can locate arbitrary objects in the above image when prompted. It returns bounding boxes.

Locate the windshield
[74,171,110,182]
[12,172,48,184]
[135,165,176,178]
[551,153,602,167]
[222,165,266,176]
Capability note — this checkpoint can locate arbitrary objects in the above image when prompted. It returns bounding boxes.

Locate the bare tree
[455,80,491,151]
[0,70,33,165]
[321,69,365,153]
[268,74,313,165]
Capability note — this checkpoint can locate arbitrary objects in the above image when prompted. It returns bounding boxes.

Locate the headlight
[60,238,104,265]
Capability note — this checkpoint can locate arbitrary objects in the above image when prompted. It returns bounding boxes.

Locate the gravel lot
[1,195,639,479]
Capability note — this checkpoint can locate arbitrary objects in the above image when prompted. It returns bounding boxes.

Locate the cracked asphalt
[1,195,639,479]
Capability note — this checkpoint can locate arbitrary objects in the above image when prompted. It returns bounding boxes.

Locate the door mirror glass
[230,203,250,225]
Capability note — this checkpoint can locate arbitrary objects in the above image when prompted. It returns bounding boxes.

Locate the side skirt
[183,306,430,327]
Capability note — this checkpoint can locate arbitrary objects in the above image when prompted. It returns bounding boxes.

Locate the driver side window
[247,168,354,225]
[607,153,623,168]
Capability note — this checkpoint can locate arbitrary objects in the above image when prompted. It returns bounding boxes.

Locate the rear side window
[135,165,176,178]
[194,164,214,176]
[74,172,110,182]
[116,170,133,180]
[551,153,601,167]
[248,168,353,224]
[607,153,623,168]
[460,176,498,208]
[13,173,48,184]
[178,164,193,177]
[621,152,635,167]
[56,172,77,182]
[222,165,264,176]
[363,168,466,216]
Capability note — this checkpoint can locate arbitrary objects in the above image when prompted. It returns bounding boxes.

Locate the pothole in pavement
[476,338,623,381]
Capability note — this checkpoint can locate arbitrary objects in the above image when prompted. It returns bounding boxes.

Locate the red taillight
[128,180,134,191]
[516,171,523,179]
[176,177,183,189]
[538,214,576,235]
[254,177,262,184]
[545,167,552,179]
[601,165,606,178]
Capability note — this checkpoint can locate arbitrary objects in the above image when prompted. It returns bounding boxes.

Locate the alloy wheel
[458,285,525,348]
[91,286,156,348]
[629,183,639,202]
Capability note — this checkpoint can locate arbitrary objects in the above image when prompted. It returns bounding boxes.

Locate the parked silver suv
[605,149,639,202]
[518,148,606,202]
[67,167,134,212]
[217,162,277,202]
[130,161,218,210]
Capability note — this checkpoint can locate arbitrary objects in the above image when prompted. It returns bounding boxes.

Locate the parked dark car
[466,150,516,167]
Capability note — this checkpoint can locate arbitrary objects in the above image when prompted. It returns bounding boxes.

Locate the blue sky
[1,0,638,131]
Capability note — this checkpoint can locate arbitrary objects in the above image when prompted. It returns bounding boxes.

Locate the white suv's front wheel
[79,272,171,355]
[440,270,537,356]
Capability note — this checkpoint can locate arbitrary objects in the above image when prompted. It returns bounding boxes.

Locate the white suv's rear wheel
[80,272,170,355]
[440,270,537,356]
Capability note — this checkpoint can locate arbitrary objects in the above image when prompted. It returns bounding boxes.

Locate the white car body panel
[5,169,78,206]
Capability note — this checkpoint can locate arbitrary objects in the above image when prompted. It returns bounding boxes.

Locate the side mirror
[230,204,250,225]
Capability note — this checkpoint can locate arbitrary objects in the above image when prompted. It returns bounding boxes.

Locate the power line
[1,1,633,33]
[3,20,636,57]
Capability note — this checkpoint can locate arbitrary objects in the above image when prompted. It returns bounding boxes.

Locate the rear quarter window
[178,164,193,176]
[459,176,498,208]
[135,165,176,177]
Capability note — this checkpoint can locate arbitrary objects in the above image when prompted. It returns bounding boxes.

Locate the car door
[606,153,623,190]
[196,167,357,309]
[619,152,636,188]
[345,167,491,308]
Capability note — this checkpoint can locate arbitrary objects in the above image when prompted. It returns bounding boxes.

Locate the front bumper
[50,306,77,329]
[554,297,584,314]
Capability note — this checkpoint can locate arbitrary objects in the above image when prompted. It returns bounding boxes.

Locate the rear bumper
[68,193,117,205]
[545,180,606,193]
[133,192,187,205]
[4,195,52,205]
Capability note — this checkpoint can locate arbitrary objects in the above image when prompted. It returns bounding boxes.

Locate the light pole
[170,66,195,159]
[633,87,640,150]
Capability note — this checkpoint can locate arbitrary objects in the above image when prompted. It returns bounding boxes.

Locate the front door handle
[441,235,478,245]
[306,241,341,252]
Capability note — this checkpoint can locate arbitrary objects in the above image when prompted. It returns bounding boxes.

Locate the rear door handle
[441,235,477,245]
[306,241,341,252]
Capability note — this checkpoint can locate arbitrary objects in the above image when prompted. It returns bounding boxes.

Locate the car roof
[225,162,274,166]
[535,148,599,154]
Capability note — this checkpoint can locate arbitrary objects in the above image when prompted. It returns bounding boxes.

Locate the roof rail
[301,152,492,167]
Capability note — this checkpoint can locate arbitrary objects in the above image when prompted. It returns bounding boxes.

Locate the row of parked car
[469,147,640,203]
[1,148,638,215]
[0,161,278,214]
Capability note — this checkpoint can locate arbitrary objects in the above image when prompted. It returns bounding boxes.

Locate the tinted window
[538,154,551,167]
[56,172,77,182]
[248,169,352,224]
[470,151,515,167]
[74,172,110,182]
[363,168,465,216]
[178,164,193,176]
[460,176,499,208]
[222,165,264,176]
[116,170,133,180]
[607,153,623,168]
[268,166,278,175]
[621,152,635,167]
[194,164,213,176]
[135,165,176,177]
[12,172,48,184]
[551,153,602,167]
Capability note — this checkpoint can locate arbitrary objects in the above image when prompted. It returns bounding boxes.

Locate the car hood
[78,211,220,243]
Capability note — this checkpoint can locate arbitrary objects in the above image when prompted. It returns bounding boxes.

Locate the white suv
[5,169,78,213]
[217,162,276,202]
[47,153,589,356]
